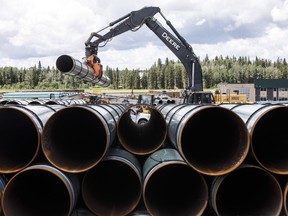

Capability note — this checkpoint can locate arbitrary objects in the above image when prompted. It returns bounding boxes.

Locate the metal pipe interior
[56,55,75,74]
[0,107,40,173]
[143,162,208,216]
[179,106,250,175]
[250,106,288,174]
[42,106,110,173]
[211,165,283,216]
[117,105,167,155]
[2,165,78,216]
[82,156,142,216]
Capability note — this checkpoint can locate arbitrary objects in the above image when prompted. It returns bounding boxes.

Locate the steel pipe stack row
[0,98,86,105]
[0,102,288,215]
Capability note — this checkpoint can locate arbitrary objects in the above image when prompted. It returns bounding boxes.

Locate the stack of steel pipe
[2,164,79,216]
[158,103,250,176]
[0,102,288,215]
[0,104,66,174]
[211,164,283,216]
[220,103,288,175]
[41,104,125,173]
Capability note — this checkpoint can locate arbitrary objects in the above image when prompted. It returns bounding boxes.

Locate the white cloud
[271,0,288,21]
[195,19,206,26]
[0,0,287,70]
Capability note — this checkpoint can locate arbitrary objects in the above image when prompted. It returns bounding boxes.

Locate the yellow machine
[214,90,247,104]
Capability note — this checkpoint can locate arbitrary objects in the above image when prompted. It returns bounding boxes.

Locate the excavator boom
[85,6,203,92]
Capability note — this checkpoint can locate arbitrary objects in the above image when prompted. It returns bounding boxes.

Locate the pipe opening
[0,108,39,173]
[144,163,208,216]
[251,107,288,174]
[56,55,74,73]
[213,166,282,216]
[117,105,166,155]
[42,107,108,172]
[2,169,72,216]
[180,107,249,175]
[82,159,142,216]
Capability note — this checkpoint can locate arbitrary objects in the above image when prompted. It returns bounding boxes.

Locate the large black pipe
[0,105,65,173]
[42,104,124,173]
[117,104,167,155]
[2,164,79,216]
[221,104,288,174]
[82,148,142,216]
[159,104,250,176]
[143,148,208,216]
[56,55,111,87]
[211,164,283,216]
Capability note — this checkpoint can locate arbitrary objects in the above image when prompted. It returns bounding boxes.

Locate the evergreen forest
[0,55,287,90]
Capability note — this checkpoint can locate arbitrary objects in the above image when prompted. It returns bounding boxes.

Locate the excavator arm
[85,6,203,93]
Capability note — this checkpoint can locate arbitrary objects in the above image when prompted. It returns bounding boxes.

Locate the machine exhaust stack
[56,55,111,87]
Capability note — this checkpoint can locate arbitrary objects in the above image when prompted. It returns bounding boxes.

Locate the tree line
[0,55,287,90]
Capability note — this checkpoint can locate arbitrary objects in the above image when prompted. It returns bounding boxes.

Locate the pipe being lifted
[56,55,110,87]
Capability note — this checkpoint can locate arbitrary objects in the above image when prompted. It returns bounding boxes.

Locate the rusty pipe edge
[42,104,122,173]
[223,104,288,174]
[210,164,283,216]
[56,55,111,87]
[143,148,208,216]
[162,104,250,176]
[82,148,142,216]
[0,105,63,173]
[117,104,167,155]
[283,181,288,216]
[2,164,79,216]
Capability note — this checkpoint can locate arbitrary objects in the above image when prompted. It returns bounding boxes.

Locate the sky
[0,0,288,70]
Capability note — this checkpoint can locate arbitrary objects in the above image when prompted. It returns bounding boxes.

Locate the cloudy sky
[0,0,288,70]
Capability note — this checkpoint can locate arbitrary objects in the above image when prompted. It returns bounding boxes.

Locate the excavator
[84,6,215,104]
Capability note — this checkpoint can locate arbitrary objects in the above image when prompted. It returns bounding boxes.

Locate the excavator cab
[187,91,215,104]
